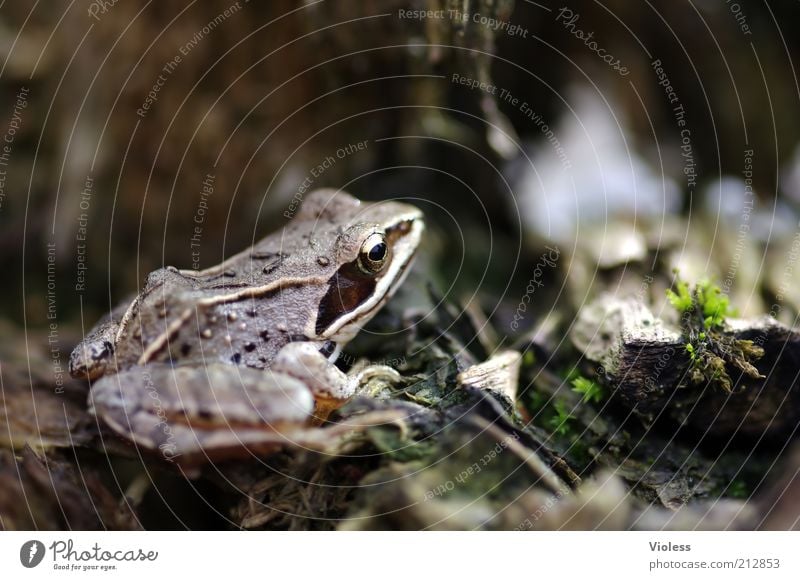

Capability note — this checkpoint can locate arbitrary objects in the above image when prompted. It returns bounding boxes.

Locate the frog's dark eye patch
[315,262,377,335]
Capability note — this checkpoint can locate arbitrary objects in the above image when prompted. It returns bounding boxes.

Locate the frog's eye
[358,233,389,274]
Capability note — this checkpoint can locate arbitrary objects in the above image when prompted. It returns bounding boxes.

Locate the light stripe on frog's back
[138,275,329,365]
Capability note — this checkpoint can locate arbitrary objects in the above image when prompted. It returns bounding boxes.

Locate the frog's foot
[88,363,314,466]
[272,343,405,423]
[350,364,402,388]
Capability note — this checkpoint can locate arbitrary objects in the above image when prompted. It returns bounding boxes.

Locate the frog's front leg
[271,342,357,422]
[272,342,402,422]
[88,363,315,465]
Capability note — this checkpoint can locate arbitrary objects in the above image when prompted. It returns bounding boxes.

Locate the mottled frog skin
[69,189,424,464]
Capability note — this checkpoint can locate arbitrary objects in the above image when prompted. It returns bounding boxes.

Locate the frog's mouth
[313,212,424,342]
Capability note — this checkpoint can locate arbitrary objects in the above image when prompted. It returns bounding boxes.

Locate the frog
[69,189,424,465]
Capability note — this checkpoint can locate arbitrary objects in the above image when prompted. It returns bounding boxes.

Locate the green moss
[526,390,547,413]
[547,400,575,436]
[522,350,536,367]
[666,276,763,392]
[728,480,749,499]
[571,376,605,404]
[697,279,736,328]
[666,279,693,312]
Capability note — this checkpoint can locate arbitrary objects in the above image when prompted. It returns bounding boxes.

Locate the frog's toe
[88,364,314,465]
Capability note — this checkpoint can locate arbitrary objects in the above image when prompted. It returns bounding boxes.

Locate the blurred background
[2,0,799,330]
[2,0,800,530]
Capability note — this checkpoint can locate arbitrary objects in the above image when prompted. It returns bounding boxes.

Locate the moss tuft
[667,276,763,392]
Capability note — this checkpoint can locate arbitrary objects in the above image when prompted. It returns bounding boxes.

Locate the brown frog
[70,189,424,464]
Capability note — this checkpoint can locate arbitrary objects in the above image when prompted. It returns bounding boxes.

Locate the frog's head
[298,189,424,346]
